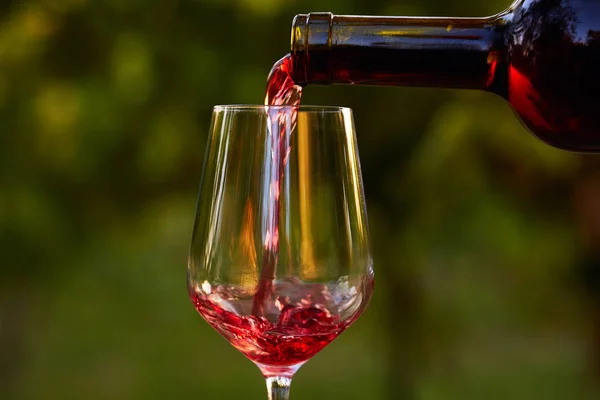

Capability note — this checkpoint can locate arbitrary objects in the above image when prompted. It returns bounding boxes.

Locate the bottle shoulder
[502,0,600,150]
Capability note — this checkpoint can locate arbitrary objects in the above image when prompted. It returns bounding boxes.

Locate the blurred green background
[3,0,600,399]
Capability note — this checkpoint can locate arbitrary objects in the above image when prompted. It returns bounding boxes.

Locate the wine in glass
[188,105,374,399]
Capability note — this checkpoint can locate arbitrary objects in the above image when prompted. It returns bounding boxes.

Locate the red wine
[265,54,302,107]
[192,278,370,372]
[288,1,600,152]
[251,55,303,317]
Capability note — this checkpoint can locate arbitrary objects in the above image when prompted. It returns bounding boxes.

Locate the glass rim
[213,104,351,113]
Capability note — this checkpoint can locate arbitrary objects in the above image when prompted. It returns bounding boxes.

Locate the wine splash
[251,54,303,316]
[193,279,370,371]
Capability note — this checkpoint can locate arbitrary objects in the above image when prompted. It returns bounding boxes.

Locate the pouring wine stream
[252,55,303,316]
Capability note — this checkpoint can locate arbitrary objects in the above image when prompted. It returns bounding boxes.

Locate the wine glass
[188,105,374,400]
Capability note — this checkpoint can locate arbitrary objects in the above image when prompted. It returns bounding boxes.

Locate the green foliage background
[2,0,600,399]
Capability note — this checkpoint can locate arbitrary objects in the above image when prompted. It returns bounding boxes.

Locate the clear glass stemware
[188,105,374,400]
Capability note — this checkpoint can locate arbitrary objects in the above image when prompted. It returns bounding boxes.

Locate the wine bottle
[289,0,600,152]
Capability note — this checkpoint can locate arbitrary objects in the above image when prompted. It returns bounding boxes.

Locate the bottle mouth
[291,12,333,53]
[291,12,334,85]
[291,14,307,54]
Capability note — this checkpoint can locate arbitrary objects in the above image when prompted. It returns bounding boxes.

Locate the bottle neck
[291,12,509,93]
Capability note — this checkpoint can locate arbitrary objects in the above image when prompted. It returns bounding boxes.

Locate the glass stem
[266,376,292,400]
